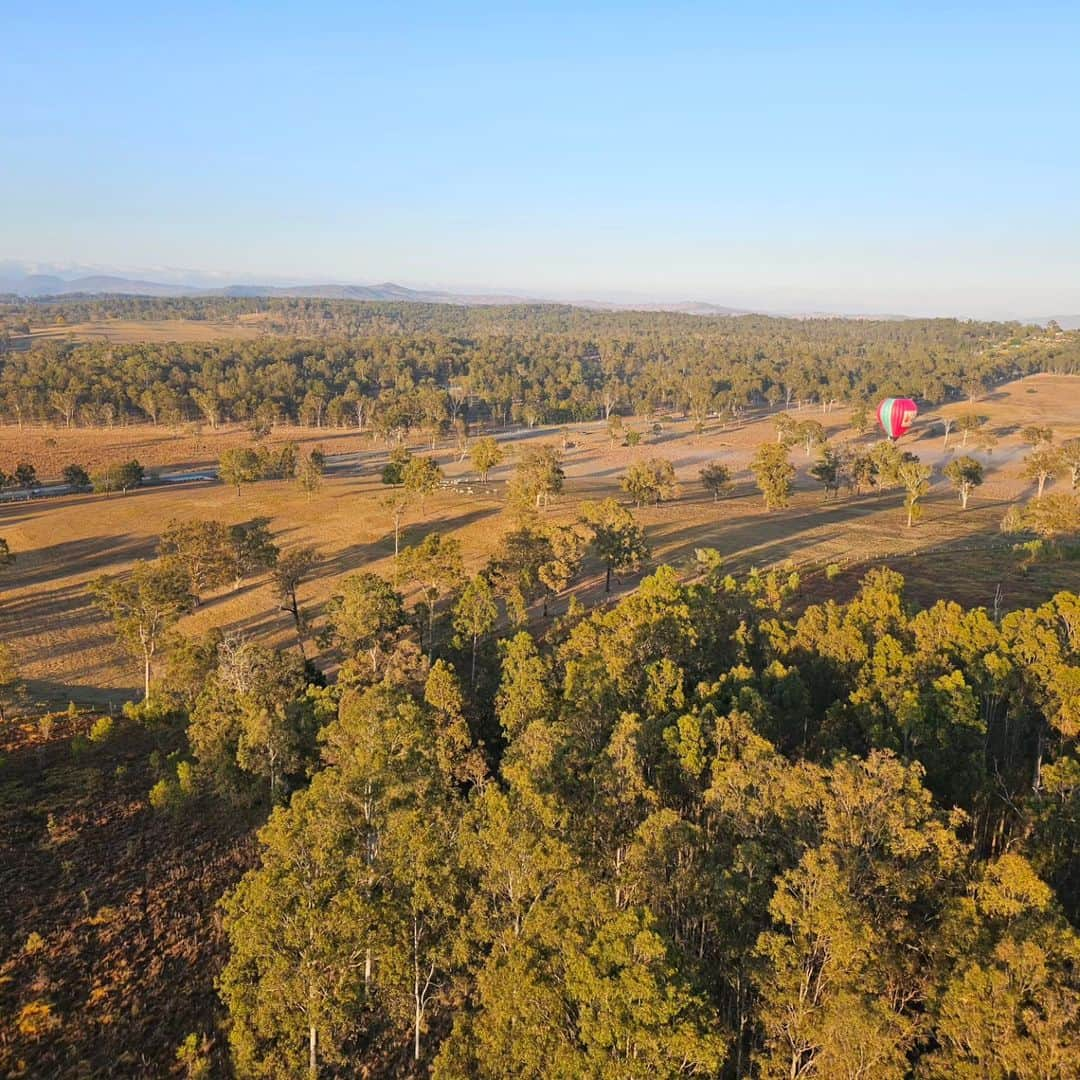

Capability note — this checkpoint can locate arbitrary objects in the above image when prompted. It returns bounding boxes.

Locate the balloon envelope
[877,397,918,439]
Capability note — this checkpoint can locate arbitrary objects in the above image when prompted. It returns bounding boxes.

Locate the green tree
[796,419,827,458]
[402,454,443,513]
[1059,437,1080,490]
[62,463,91,490]
[219,447,262,496]
[324,571,406,677]
[91,558,194,698]
[273,546,318,654]
[381,445,412,486]
[92,459,144,494]
[809,445,843,501]
[13,461,37,489]
[453,574,498,687]
[159,518,234,601]
[508,444,565,514]
[397,533,465,658]
[1020,424,1054,448]
[751,443,795,510]
[296,448,325,498]
[898,457,932,527]
[469,436,504,482]
[1022,446,1062,500]
[220,776,371,1077]
[944,455,984,509]
[621,458,679,507]
[699,461,733,501]
[188,636,318,802]
[229,517,279,589]
[579,497,649,593]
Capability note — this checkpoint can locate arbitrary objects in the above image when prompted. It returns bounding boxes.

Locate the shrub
[825,563,842,581]
[16,1000,58,1038]
[149,777,180,812]
[88,716,114,744]
[24,931,45,955]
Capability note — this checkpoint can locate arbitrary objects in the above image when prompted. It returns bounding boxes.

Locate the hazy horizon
[4,2,1079,320]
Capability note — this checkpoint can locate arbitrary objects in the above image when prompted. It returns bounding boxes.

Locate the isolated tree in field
[508,444,564,513]
[956,413,988,449]
[810,446,843,501]
[579,497,649,593]
[469,436,503,481]
[382,492,410,559]
[1059,438,1080,490]
[159,519,234,601]
[1020,424,1054,448]
[796,419,827,458]
[295,449,325,498]
[751,443,795,510]
[1022,492,1080,541]
[219,447,261,496]
[273,546,318,654]
[229,518,279,588]
[62,463,91,490]
[102,459,144,494]
[897,458,932,527]
[0,643,23,723]
[397,533,465,658]
[607,414,624,448]
[774,412,799,446]
[0,538,14,569]
[940,416,955,448]
[869,440,906,490]
[324,571,405,676]
[1023,447,1062,500]
[91,558,194,698]
[402,454,443,513]
[945,456,984,509]
[621,458,678,507]
[13,462,37,490]
[453,574,498,687]
[382,445,412,487]
[849,402,872,436]
[258,442,299,481]
[699,461,732,501]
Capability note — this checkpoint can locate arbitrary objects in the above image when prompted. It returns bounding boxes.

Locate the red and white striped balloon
[876,397,918,439]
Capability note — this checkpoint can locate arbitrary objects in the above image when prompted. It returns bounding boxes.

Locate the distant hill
[0,272,204,298]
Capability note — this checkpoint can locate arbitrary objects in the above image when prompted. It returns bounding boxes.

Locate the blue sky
[2,2,1078,316]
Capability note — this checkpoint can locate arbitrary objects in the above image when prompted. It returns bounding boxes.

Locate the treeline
[2,300,1079,431]
[115,545,1079,1076]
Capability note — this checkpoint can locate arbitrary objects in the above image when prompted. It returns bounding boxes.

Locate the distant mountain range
[0,263,1074,326]
[0,269,758,315]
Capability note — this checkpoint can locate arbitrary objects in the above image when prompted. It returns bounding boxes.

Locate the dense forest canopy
[1,298,1078,430]
[180,560,1079,1077]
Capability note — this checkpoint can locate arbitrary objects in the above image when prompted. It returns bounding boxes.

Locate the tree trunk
[309,1024,317,1079]
[605,562,612,594]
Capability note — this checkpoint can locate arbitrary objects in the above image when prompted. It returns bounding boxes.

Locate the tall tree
[579,497,649,594]
[91,558,194,698]
[751,443,796,510]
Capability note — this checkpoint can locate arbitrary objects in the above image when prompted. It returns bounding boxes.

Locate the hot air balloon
[877,397,918,440]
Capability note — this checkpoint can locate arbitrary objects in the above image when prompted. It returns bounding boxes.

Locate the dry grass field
[11,313,270,348]
[0,421,371,481]
[1,373,1077,706]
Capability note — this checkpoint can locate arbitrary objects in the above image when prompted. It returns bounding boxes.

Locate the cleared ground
[1,373,1077,705]
[9,313,270,348]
